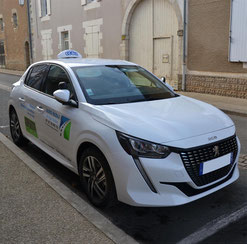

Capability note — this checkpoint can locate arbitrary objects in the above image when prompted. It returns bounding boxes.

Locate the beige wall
[31,0,183,63]
[187,0,247,74]
[0,0,30,70]
[30,0,125,61]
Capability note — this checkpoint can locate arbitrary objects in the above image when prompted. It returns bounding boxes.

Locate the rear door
[19,64,49,141]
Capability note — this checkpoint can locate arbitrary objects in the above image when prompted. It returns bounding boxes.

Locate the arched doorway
[122,0,183,89]
[25,41,30,68]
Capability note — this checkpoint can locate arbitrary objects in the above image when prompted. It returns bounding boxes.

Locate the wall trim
[188,70,247,79]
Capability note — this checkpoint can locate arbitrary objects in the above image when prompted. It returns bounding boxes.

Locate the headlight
[116,131,170,158]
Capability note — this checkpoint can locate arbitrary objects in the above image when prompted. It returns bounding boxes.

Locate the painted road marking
[177,204,247,244]
[0,125,9,128]
[0,84,11,92]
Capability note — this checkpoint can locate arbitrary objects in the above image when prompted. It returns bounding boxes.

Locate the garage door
[129,0,180,88]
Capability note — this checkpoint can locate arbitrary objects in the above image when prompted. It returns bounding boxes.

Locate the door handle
[36,106,44,112]
[19,97,25,102]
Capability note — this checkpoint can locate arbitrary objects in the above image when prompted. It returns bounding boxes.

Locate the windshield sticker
[86,88,94,96]
[24,117,38,138]
[20,103,35,118]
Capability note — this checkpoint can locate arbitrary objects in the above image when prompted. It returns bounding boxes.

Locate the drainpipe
[182,0,187,91]
[27,0,33,63]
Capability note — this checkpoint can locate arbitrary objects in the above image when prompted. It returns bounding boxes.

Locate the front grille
[178,135,238,186]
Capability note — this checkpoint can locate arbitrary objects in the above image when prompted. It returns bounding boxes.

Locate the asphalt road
[1,73,247,243]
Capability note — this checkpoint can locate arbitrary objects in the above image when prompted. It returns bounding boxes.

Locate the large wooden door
[129,0,179,87]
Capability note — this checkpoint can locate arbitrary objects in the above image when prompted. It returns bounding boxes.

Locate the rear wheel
[79,147,117,207]
[9,109,28,146]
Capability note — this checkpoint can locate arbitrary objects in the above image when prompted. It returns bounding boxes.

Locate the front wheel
[79,147,117,208]
[9,109,28,146]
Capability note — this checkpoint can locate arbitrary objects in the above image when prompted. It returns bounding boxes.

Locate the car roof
[33,58,137,68]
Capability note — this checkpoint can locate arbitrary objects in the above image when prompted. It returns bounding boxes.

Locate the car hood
[83,96,234,143]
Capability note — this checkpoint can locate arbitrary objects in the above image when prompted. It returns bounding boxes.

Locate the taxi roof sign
[57,50,82,59]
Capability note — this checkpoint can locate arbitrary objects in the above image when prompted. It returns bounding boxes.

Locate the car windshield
[72,65,178,105]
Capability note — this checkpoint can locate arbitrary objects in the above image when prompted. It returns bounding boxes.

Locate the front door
[35,64,79,164]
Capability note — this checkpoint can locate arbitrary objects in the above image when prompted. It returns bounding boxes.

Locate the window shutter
[230,0,247,62]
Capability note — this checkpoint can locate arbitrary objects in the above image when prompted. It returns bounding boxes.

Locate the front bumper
[109,128,240,207]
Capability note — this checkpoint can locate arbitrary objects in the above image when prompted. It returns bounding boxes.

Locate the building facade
[30,0,184,89]
[187,0,247,98]
[0,0,31,70]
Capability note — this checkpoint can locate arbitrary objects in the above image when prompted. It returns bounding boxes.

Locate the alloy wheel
[10,112,21,142]
[82,156,107,201]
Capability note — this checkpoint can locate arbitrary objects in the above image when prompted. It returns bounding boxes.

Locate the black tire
[79,147,117,208]
[9,108,28,146]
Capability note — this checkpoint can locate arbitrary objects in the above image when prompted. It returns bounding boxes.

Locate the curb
[0,69,24,76]
[0,133,138,244]
[220,109,247,118]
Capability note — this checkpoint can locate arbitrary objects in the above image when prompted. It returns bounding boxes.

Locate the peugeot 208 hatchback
[8,50,240,207]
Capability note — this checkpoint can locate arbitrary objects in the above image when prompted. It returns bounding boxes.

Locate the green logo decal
[63,122,71,141]
[24,117,38,138]
[59,116,71,141]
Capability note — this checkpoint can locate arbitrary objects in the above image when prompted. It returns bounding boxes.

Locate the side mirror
[53,89,70,103]
[161,77,166,83]
[58,81,68,90]
[160,77,174,91]
[165,83,174,92]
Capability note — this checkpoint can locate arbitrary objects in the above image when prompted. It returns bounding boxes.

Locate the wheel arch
[9,104,15,115]
[76,141,118,199]
[76,141,111,174]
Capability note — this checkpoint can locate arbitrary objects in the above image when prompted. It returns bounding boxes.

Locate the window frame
[38,0,51,21]
[12,13,18,28]
[57,25,72,52]
[0,18,4,31]
[81,0,101,10]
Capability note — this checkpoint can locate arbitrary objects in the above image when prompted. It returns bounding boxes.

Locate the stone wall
[185,75,247,99]
[0,0,29,71]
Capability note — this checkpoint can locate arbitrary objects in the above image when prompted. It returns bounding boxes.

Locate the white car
[8,50,240,207]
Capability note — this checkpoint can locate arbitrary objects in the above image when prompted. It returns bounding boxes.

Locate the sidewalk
[178,91,247,117]
[0,140,115,244]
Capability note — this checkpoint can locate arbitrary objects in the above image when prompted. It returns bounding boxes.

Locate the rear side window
[25,64,48,91]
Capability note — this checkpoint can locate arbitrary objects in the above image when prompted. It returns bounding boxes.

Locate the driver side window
[42,65,75,100]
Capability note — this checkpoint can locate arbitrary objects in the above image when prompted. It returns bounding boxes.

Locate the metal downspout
[182,0,187,91]
[27,0,33,63]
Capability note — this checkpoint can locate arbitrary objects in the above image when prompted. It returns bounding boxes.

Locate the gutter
[182,0,187,91]
[27,0,33,63]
